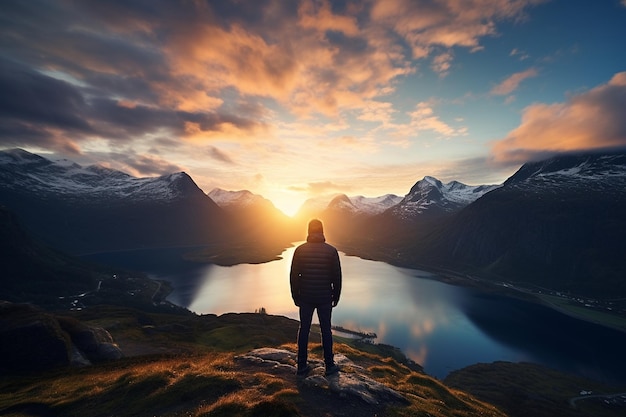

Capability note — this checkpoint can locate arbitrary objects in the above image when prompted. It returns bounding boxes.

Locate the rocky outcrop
[57,316,123,363]
[0,301,122,373]
[235,348,408,406]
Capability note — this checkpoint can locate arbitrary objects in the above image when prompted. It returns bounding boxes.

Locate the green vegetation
[535,294,626,332]
[4,306,625,416]
[1,307,506,417]
[445,362,626,417]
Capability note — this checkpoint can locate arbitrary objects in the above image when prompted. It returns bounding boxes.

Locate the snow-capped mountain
[297,193,402,219]
[0,149,225,253]
[388,176,500,220]
[207,187,295,239]
[402,150,626,297]
[0,148,202,203]
[294,194,340,219]
[504,151,626,192]
[326,194,403,216]
[208,188,274,209]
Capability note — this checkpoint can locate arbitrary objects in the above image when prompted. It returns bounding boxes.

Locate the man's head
[308,219,324,234]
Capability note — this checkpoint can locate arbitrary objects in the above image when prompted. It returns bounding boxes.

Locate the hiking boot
[325,364,340,376]
[296,365,311,377]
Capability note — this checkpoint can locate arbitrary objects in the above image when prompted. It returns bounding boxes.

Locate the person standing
[290,219,342,377]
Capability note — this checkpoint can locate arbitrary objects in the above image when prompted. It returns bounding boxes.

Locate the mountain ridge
[396,150,626,298]
[0,149,227,253]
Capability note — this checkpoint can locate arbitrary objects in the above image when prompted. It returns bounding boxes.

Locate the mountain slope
[406,151,626,297]
[0,149,227,253]
[387,176,500,221]
[0,205,174,310]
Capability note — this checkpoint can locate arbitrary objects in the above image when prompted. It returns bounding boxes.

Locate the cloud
[289,181,353,196]
[510,48,530,61]
[207,146,235,165]
[105,152,186,177]
[0,0,547,162]
[370,0,546,72]
[491,72,626,164]
[490,68,538,96]
[431,51,454,77]
[407,102,468,137]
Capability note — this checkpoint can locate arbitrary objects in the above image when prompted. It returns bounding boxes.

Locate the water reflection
[159,244,525,378]
[85,244,626,382]
[187,246,296,317]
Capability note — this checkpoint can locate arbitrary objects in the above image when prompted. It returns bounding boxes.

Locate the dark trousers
[297,302,334,369]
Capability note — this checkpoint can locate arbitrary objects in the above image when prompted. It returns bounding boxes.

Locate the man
[290,219,342,377]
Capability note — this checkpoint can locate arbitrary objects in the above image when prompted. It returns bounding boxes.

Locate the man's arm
[290,249,301,306]
[331,249,342,307]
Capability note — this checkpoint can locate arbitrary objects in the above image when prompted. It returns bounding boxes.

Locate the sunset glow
[1,0,625,210]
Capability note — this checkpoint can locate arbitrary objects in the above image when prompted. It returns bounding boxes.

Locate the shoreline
[90,243,626,334]
[422,267,626,335]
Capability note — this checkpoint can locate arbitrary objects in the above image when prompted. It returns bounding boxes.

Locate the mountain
[0,149,227,253]
[208,188,272,209]
[208,188,299,245]
[404,151,626,297]
[296,193,403,219]
[292,180,497,245]
[387,176,500,221]
[294,194,339,220]
[327,194,404,216]
[0,205,177,310]
[292,193,402,242]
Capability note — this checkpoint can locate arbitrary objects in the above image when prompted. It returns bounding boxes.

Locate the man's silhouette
[290,219,342,377]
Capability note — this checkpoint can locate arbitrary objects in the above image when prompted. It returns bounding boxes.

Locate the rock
[0,301,123,373]
[235,347,298,373]
[322,370,407,405]
[235,348,407,405]
[94,342,123,361]
[0,302,71,373]
[58,315,123,363]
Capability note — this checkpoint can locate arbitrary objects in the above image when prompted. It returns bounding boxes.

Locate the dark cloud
[0,59,91,132]
[0,0,266,152]
[108,152,185,177]
[207,146,235,164]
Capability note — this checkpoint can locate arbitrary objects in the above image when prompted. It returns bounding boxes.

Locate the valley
[2,148,626,416]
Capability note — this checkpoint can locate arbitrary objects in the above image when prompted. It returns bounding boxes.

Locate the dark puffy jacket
[290,232,342,306]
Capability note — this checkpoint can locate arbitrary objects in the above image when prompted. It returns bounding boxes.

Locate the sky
[1,0,625,216]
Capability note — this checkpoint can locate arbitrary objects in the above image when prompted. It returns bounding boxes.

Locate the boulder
[58,317,122,362]
[0,301,123,373]
[0,302,71,373]
[235,348,408,406]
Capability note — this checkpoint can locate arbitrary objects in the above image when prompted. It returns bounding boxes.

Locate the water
[86,244,626,383]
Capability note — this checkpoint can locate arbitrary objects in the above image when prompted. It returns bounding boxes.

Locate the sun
[266,191,305,217]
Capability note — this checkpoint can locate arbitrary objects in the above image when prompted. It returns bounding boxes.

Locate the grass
[2,307,625,417]
[445,361,626,417]
[0,307,508,417]
[536,294,626,332]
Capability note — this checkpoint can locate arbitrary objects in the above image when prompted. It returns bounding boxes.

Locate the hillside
[405,151,626,298]
[0,205,181,311]
[0,149,228,253]
[3,306,625,417]
[335,151,626,300]
[2,192,626,416]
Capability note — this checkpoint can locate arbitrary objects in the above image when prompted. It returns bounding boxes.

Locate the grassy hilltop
[2,306,625,417]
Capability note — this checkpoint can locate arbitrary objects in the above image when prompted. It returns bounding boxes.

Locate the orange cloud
[491,68,538,96]
[298,0,360,36]
[492,72,626,164]
[408,102,468,137]
[371,0,545,72]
